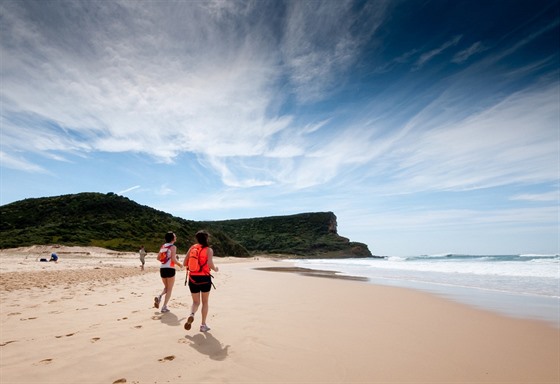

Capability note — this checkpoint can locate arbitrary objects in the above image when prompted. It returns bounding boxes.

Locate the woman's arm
[207,248,219,272]
[171,245,183,268]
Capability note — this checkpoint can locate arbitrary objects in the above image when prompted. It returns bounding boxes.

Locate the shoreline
[289,257,560,328]
[365,274,560,328]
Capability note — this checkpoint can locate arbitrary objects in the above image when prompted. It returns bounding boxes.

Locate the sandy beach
[0,246,558,384]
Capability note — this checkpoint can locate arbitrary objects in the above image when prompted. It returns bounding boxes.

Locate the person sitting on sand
[154,232,183,313]
[39,253,59,262]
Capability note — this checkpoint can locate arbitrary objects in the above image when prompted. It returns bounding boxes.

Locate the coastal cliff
[0,193,371,258]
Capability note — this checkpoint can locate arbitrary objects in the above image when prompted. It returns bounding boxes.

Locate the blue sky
[1,0,558,256]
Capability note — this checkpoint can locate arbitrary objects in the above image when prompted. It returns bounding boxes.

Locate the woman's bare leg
[190,292,201,315]
[162,276,175,308]
[159,279,167,298]
[200,291,210,325]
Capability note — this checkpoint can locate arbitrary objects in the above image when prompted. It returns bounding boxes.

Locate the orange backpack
[187,244,207,273]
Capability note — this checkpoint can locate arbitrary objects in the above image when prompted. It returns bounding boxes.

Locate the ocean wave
[386,256,408,262]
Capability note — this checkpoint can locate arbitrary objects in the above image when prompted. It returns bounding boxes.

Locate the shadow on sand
[185,332,230,361]
[155,311,182,327]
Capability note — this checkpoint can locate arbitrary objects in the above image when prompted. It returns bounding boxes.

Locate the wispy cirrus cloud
[281,0,390,102]
[1,0,557,198]
[511,191,559,202]
[414,35,462,69]
[1,1,288,164]
[117,185,140,195]
[0,151,47,173]
[452,41,487,63]
[384,82,559,193]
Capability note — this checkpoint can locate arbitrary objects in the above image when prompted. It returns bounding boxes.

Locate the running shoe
[184,315,194,330]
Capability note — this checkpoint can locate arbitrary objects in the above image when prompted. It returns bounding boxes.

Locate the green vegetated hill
[0,192,372,258]
[203,213,372,257]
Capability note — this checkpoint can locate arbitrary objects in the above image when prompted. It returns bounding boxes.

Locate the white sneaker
[161,306,170,313]
[200,324,210,332]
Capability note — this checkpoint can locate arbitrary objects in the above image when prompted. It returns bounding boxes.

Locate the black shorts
[188,275,212,293]
[160,268,176,278]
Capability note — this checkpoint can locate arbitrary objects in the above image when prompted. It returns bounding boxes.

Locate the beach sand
[1,246,558,383]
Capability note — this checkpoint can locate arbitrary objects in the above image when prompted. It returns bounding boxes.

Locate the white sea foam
[293,255,560,295]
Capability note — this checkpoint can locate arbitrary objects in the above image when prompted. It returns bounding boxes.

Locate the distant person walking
[154,232,183,313]
[184,230,219,332]
[139,246,147,270]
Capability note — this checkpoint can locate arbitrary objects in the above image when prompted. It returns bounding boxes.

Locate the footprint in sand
[133,325,142,329]
[38,358,53,365]
[20,317,38,321]
[56,333,76,338]
[112,378,127,384]
[0,340,17,346]
[117,317,128,321]
[90,337,100,343]
[158,355,175,362]
[151,315,162,320]
[7,312,21,316]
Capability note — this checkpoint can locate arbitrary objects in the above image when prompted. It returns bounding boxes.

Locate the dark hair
[164,231,175,243]
[195,230,209,247]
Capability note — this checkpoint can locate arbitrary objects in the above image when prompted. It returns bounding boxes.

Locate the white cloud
[156,184,175,196]
[281,0,389,102]
[1,0,557,200]
[511,191,559,202]
[414,35,462,69]
[118,185,140,195]
[452,41,486,63]
[1,1,290,164]
[381,82,559,193]
[0,151,48,173]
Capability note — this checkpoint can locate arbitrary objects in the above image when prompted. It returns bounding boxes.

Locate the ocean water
[292,254,560,328]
